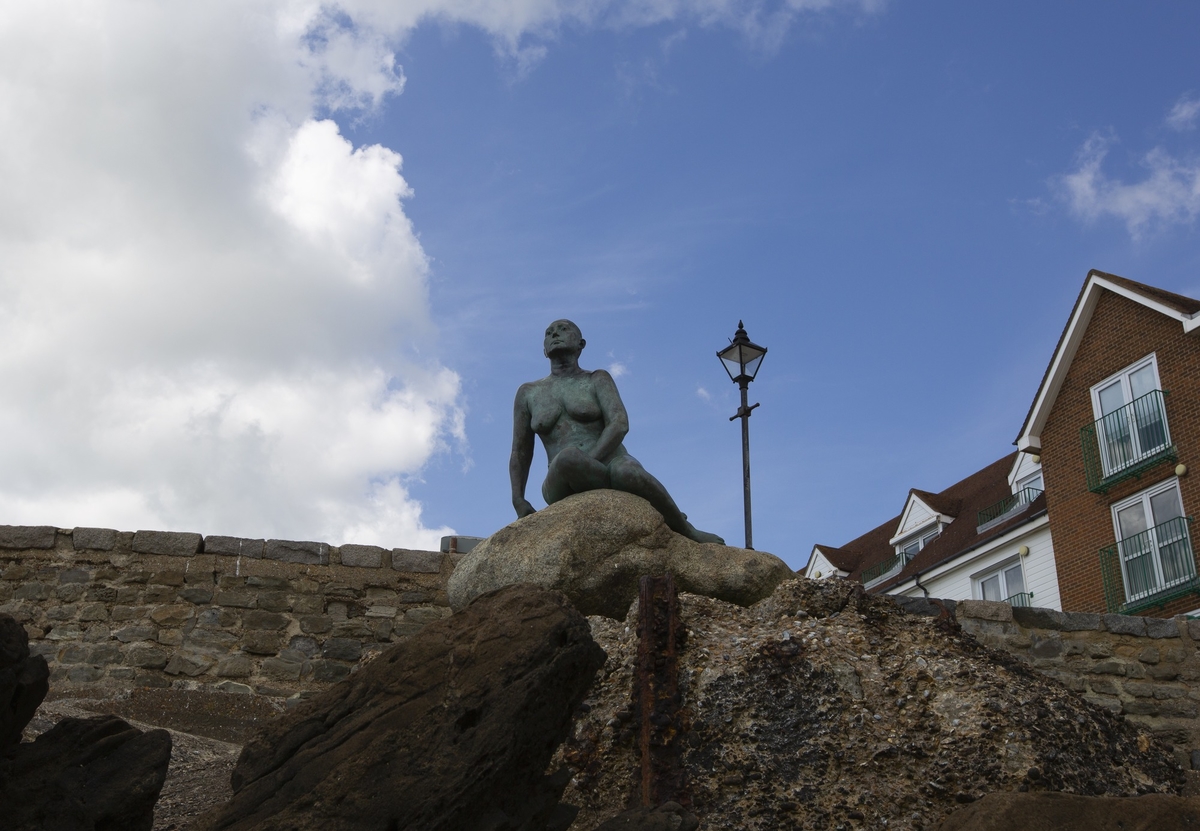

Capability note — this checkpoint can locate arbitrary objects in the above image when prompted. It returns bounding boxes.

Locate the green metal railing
[977,487,1043,530]
[1080,389,1175,494]
[861,553,902,586]
[1005,592,1034,607]
[1099,515,1196,614]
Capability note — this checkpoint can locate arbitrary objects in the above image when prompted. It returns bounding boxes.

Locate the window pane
[1150,488,1183,525]
[902,541,920,561]
[1117,502,1149,540]
[921,530,940,547]
[1019,474,1043,493]
[1129,364,1157,400]
[1004,565,1025,597]
[980,574,1001,601]
[1098,380,1126,415]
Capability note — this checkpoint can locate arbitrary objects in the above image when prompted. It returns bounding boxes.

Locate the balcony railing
[861,553,902,587]
[1099,515,1196,614]
[1005,592,1034,607]
[977,487,1043,532]
[1080,389,1175,494]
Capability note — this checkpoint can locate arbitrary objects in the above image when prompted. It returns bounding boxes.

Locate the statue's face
[544,319,584,357]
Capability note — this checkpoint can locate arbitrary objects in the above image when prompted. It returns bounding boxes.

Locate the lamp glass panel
[743,352,764,379]
[720,355,742,381]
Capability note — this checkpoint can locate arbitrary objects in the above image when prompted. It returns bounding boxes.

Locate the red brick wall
[1041,289,1200,615]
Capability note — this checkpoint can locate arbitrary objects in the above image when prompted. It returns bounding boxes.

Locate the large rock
[448,490,794,619]
[192,584,607,831]
[0,714,172,831]
[552,578,1183,831]
[0,612,49,748]
[937,792,1200,830]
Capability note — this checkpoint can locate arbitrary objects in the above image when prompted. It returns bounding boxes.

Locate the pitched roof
[810,545,869,573]
[909,489,962,519]
[1016,270,1200,452]
[1102,272,1200,315]
[841,452,1045,590]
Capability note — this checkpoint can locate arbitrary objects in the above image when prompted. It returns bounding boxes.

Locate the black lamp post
[717,321,767,550]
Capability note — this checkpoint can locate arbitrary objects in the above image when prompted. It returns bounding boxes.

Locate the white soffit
[1018,272,1200,451]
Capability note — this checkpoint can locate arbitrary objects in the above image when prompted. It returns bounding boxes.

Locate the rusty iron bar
[634,573,687,809]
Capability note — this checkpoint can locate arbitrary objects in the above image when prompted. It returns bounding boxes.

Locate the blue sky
[368,3,1200,563]
[1,2,1198,567]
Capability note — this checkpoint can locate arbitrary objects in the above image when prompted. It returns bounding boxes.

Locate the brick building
[1016,270,1200,617]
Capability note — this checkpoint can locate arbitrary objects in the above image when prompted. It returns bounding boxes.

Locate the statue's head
[544,319,584,358]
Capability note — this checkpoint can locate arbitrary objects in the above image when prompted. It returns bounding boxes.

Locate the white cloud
[608,361,628,377]
[1056,132,1200,239]
[1167,93,1200,131]
[0,0,874,548]
[0,1,453,548]
[696,386,712,402]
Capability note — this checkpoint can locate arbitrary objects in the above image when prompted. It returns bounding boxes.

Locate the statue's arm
[509,385,537,518]
[589,370,629,462]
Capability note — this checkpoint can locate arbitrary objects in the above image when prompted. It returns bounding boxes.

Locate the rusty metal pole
[634,574,686,809]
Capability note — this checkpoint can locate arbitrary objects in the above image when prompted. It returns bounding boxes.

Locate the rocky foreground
[555,578,1185,830]
[10,575,1198,830]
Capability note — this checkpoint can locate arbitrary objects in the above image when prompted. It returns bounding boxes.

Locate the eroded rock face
[554,578,1184,831]
[0,714,172,831]
[937,791,1200,830]
[0,612,49,748]
[447,490,794,619]
[192,583,607,831]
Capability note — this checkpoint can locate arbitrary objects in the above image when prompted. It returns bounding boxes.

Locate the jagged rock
[553,577,1183,831]
[595,801,700,830]
[192,584,607,831]
[937,791,1200,830]
[447,490,794,619]
[0,714,172,831]
[0,612,49,748]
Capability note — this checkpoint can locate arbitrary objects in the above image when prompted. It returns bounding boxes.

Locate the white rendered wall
[1009,453,1043,491]
[891,519,1061,611]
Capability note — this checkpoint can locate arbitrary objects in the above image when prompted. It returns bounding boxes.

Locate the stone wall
[0,524,457,700]
[907,596,1200,770]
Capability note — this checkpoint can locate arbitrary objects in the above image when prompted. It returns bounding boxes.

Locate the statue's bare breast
[528,376,603,435]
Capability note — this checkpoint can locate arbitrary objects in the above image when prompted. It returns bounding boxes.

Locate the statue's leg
[608,456,725,545]
[542,446,611,504]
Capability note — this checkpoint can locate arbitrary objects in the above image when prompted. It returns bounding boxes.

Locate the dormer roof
[1015,270,1200,453]
[888,489,960,545]
[836,453,1046,590]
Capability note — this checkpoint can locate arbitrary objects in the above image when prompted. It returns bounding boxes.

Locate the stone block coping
[205,536,265,558]
[133,531,203,557]
[0,523,453,575]
[0,525,57,549]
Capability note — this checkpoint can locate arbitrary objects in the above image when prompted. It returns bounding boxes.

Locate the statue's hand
[513,497,536,518]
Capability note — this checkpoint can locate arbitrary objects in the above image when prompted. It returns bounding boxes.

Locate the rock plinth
[192,584,607,831]
[447,490,794,619]
[555,578,1184,831]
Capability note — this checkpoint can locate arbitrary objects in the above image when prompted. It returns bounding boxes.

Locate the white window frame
[972,557,1027,604]
[894,525,940,563]
[1089,354,1170,478]
[1111,479,1193,604]
[1015,471,1043,494]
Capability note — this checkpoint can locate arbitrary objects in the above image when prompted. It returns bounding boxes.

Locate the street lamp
[717,321,767,550]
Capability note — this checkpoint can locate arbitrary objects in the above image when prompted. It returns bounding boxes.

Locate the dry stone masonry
[0,524,456,699]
